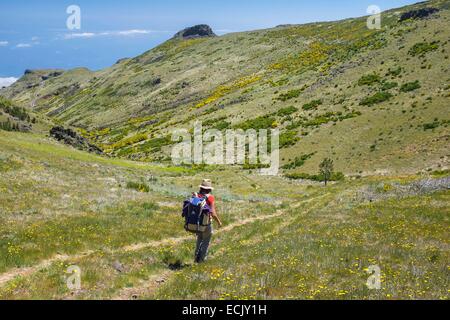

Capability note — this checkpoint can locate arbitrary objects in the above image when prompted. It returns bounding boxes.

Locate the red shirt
[198,194,215,208]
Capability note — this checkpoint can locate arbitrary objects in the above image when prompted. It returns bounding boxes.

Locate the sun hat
[199,179,214,190]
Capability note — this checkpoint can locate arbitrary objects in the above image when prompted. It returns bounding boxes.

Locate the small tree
[319,158,334,186]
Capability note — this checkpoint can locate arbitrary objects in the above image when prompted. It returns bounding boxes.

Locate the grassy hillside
[0,130,448,299]
[2,0,449,176]
[0,0,449,300]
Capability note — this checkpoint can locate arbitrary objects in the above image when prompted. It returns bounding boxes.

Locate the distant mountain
[173,24,217,39]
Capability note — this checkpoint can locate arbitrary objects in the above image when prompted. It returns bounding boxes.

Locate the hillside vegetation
[0,130,448,299]
[0,0,449,300]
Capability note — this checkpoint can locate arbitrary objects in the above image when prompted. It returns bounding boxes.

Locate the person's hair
[199,188,211,195]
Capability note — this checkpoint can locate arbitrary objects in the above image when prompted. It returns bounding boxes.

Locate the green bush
[242,162,270,170]
[380,82,398,91]
[139,136,172,153]
[126,181,150,193]
[386,67,403,77]
[276,106,298,117]
[0,97,31,122]
[408,41,439,57]
[431,169,450,177]
[234,116,276,131]
[286,120,304,130]
[358,73,381,86]
[423,121,440,131]
[277,89,302,101]
[212,120,231,131]
[302,99,322,111]
[0,120,21,132]
[360,92,393,106]
[298,111,361,128]
[285,172,344,182]
[279,130,300,148]
[400,81,421,93]
[282,153,315,170]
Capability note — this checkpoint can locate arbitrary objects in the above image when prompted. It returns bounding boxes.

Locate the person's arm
[210,202,223,228]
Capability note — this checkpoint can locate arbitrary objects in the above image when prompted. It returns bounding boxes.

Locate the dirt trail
[0,193,330,290]
[113,271,172,300]
[0,252,93,288]
[120,210,286,253]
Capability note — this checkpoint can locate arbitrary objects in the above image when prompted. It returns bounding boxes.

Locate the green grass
[0,130,448,300]
[155,189,449,300]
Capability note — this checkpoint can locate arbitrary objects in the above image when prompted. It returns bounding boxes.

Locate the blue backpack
[182,193,212,234]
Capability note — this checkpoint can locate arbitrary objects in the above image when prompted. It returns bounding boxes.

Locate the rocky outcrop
[41,71,64,81]
[399,8,439,22]
[173,24,216,39]
[50,126,103,154]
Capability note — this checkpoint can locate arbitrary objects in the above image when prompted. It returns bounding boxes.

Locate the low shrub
[358,73,381,86]
[285,172,345,182]
[302,99,323,111]
[279,130,300,148]
[276,106,298,117]
[139,135,173,152]
[380,82,398,91]
[234,116,276,131]
[277,89,302,101]
[212,120,231,131]
[400,81,421,93]
[282,153,315,170]
[0,119,26,132]
[386,67,403,77]
[408,41,439,57]
[126,181,150,193]
[423,121,440,131]
[360,92,393,106]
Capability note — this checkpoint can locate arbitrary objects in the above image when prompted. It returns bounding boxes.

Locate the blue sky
[0,0,419,83]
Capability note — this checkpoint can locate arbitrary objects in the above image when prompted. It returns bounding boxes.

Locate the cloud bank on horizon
[63,29,160,39]
[0,77,18,88]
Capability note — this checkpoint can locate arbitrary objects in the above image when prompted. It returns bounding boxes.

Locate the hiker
[182,179,223,263]
[195,179,223,263]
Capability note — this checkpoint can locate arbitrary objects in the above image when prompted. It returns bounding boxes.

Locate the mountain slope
[1,0,449,175]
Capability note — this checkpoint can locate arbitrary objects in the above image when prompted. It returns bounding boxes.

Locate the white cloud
[0,77,18,88]
[16,43,32,48]
[0,41,8,46]
[64,29,154,39]
[117,29,152,36]
[64,32,96,39]
[31,36,39,41]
